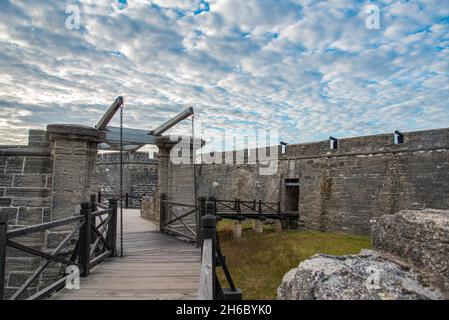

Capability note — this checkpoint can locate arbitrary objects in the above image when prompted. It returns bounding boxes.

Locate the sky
[0,0,448,151]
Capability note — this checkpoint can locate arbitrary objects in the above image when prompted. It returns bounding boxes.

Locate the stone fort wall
[196,127,449,235]
[1,125,101,298]
[96,152,158,207]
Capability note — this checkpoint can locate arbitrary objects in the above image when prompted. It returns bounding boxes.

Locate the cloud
[0,0,448,150]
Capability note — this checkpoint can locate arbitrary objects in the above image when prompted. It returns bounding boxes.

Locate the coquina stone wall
[96,152,158,207]
[1,124,102,299]
[197,127,449,235]
[1,130,53,298]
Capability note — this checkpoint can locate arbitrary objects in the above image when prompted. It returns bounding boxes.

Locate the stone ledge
[47,124,105,142]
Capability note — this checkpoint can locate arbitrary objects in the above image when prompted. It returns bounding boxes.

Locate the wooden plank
[198,239,213,300]
[51,209,201,300]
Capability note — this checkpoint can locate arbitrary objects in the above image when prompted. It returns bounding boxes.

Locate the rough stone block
[0,157,6,172]
[0,197,12,206]
[0,174,13,187]
[6,257,41,272]
[372,209,449,294]
[12,197,51,208]
[7,272,39,288]
[5,158,24,173]
[13,174,47,188]
[277,253,443,300]
[24,157,52,174]
[5,188,51,198]
[1,207,18,224]
[17,207,43,225]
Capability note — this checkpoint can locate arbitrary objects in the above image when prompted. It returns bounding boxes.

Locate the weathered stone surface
[17,207,43,225]
[5,157,24,173]
[372,209,449,295]
[0,197,12,206]
[277,253,443,300]
[5,187,51,198]
[0,174,13,187]
[197,127,449,235]
[13,174,47,188]
[97,152,158,207]
[140,192,160,223]
[24,157,52,174]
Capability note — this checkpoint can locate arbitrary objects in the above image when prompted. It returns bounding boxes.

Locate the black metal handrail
[0,195,117,300]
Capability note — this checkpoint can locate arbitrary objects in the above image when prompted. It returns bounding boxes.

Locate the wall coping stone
[47,124,104,142]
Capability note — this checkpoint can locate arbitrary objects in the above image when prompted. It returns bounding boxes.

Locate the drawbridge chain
[119,101,124,257]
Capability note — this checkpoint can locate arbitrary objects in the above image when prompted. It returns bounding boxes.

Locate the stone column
[233,220,242,238]
[47,124,104,220]
[156,136,202,236]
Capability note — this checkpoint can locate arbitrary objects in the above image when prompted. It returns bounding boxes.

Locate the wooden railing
[198,214,242,300]
[160,193,199,243]
[0,195,117,300]
[204,197,298,221]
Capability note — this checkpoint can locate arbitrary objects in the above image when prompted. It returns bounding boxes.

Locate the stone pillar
[47,124,104,220]
[156,136,203,236]
[255,220,263,233]
[233,220,242,238]
[275,220,283,233]
[252,219,257,231]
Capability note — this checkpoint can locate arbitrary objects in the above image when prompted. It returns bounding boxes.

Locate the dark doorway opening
[285,179,299,212]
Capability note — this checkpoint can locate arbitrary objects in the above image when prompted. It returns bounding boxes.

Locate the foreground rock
[372,209,449,294]
[278,209,449,300]
[278,252,443,300]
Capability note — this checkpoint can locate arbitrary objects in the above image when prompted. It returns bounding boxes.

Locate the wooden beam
[96,97,124,131]
[149,107,194,136]
[104,126,156,145]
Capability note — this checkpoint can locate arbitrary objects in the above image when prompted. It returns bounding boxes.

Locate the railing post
[125,193,129,208]
[160,193,167,232]
[97,191,102,204]
[0,213,8,300]
[198,214,217,300]
[90,194,97,212]
[79,202,92,277]
[107,199,118,257]
[197,197,207,245]
[258,200,262,214]
[277,201,281,214]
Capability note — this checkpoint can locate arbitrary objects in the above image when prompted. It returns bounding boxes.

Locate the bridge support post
[0,213,8,300]
[251,219,256,231]
[233,221,242,238]
[275,220,283,233]
[107,199,118,257]
[79,202,92,277]
[255,220,263,233]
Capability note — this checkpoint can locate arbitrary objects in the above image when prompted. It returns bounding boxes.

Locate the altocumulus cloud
[0,0,448,149]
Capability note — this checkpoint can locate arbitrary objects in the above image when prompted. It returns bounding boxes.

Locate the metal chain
[119,102,124,257]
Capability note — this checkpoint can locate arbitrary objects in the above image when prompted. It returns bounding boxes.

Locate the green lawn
[216,220,371,300]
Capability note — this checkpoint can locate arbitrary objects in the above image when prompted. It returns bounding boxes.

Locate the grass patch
[216,220,371,300]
